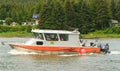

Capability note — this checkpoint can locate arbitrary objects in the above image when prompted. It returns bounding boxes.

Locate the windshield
[59,34,68,41]
[44,33,58,41]
[34,33,44,40]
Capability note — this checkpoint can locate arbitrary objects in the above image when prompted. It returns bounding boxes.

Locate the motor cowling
[97,43,110,54]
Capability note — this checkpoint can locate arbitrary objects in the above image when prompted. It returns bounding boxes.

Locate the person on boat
[104,43,110,53]
[97,43,110,54]
[60,35,64,41]
[90,42,96,47]
[46,35,51,41]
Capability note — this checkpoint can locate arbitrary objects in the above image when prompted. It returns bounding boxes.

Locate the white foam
[58,53,100,57]
[59,54,80,56]
[109,51,120,55]
[8,49,38,55]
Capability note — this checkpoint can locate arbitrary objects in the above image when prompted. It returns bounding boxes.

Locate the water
[0,38,120,71]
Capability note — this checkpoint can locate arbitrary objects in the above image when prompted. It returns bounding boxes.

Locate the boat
[9,29,110,54]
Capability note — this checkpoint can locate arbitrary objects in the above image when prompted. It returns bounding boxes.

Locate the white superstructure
[25,29,81,47]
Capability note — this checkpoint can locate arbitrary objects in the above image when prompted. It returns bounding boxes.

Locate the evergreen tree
[73,0,93,33]
[64,0,76,29]
[38,0,54,29]
[114,0,120,21]
[94,0,111,30]
[52,1,66,30]
[0,0,119,33]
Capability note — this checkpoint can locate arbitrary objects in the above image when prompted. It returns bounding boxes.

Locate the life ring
[80,48,86,54]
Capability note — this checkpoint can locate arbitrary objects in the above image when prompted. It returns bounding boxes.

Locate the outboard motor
[97,43,110,54]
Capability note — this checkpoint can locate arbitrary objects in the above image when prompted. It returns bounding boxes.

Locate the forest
[0,0,120,34]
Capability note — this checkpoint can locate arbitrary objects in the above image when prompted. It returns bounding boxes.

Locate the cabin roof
[32,29,80,34]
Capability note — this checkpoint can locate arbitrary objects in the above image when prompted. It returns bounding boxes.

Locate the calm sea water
[0,38,120,71]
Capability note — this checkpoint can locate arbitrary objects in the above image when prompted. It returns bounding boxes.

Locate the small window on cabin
[34,33,44,40]
[44,33,58,41]
[59,34,68,41]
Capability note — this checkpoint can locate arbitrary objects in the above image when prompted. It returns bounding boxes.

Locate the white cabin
[25,29,81,47]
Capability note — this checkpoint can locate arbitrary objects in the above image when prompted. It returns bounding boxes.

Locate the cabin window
[59,34,68,41]
[36,41,43,45]
[34,33,44,40]
[44,33,58,41]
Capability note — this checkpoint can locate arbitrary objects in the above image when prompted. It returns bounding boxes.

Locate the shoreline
[0,36,32,38]
[0,32,120,39]
[81,34,120,39]
[0,32,33,38]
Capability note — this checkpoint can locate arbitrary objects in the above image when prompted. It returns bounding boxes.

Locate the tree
[38,0,54,29]
[94,0,111,30]
[114,0,120,21]
[52,0,66,30]
[5,17,13,25]
[0,0,118,34]
[72,0,93,33]
[64,0,76,29]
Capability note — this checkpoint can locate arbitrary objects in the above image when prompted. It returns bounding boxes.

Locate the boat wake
[59,54,81,57]
[8,49,95,56]
[59,51,120,57]
[109,51,120,55]
[8,49,38,55]
[59,53,97,57]
[8,49,120,56]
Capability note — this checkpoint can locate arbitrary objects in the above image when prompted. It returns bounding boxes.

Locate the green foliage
[0,31,32,37]
[104,26,120,34]
[0,0,120,34]
[0,25,32,33]
[37,0,112,33]
[5,17,13,25]
[87,26,120,34]
[0,0,38,24]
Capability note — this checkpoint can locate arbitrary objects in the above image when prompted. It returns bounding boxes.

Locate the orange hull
[9,43,100,54]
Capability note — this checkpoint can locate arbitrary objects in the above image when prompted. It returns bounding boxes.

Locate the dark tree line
[0,0,120,33]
